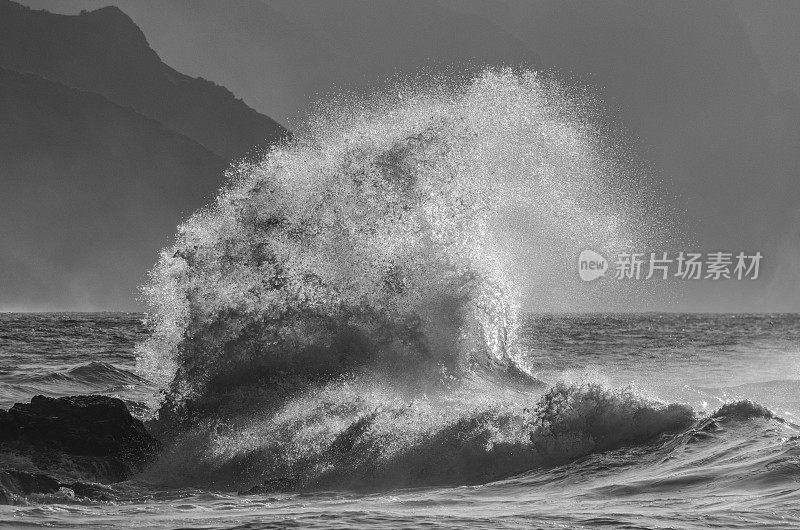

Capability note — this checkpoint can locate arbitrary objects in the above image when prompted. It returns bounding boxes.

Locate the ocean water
[0,312,799,529]
[3,70,798,528]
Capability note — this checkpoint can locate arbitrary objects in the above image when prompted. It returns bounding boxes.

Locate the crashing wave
[144,381,693,490]
[135,69,658,489]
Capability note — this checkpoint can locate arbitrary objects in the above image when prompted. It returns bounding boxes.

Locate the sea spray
[143,378,693,490]
[135,69,674,489]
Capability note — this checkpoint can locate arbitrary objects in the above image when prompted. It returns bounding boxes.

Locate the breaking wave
[135,69,667,490]
[145,380,694,491]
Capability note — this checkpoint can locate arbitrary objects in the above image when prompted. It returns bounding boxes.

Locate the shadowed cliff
[0,67,227,309]
[0,0,290,161]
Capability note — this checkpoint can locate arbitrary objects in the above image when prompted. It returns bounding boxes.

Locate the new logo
[578,250,608,281]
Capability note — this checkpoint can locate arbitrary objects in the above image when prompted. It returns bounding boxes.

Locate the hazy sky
[12,0,800,312]
[19,1,800,123]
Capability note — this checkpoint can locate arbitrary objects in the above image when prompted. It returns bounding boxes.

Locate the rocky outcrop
[0,395,160,502]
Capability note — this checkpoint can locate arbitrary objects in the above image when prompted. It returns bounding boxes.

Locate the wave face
[135,69,654,489]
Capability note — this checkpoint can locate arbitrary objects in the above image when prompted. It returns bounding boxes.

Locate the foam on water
[142,379,693,491]
[134,69,669,490]
[3,314,799,525]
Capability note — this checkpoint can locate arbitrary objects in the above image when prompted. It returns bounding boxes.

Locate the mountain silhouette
[0,1,295,309]
[0,0,290,161]
[19,0,540,127]
[4,0,800,311]
[0,67,229,309]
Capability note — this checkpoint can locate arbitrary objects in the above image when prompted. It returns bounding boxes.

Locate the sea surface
[0,312,799,528]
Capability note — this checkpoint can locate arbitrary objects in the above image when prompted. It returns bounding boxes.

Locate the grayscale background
[4,0,800,312]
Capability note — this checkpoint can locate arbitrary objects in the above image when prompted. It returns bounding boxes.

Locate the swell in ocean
[4,313,800,529]
[129,69,766,494]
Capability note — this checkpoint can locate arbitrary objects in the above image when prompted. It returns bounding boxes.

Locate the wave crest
[134,68,658,489]
[711,400,778,422]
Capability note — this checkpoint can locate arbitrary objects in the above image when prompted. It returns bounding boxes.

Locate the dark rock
[0,395,161,494]
[0,410,19,442]
[9,395,159,462]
